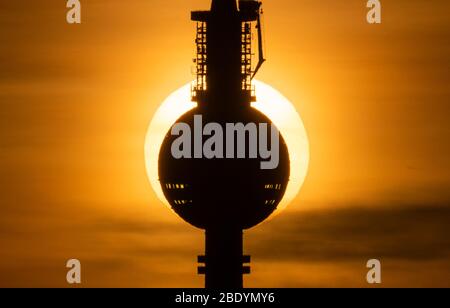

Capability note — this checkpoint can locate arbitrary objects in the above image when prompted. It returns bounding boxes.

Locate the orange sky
[0,0,449,287]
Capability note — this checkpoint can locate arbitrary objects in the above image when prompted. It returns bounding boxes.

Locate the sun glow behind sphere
[144,80,309,216]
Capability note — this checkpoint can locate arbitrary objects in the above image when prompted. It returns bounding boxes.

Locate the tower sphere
[158,106,290,230]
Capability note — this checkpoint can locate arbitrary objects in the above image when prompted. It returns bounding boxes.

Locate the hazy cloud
[248,204,450,262]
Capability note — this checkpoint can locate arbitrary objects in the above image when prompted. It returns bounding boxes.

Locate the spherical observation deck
[158,106,290,230]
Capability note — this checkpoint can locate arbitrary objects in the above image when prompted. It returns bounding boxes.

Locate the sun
[144,80,309,216]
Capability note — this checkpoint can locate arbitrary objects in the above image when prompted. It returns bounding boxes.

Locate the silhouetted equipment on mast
[158,0,290,288]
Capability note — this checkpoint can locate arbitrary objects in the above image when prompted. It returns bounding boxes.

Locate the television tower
[158,0,290,288]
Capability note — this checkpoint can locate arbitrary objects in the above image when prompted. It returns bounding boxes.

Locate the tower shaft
[189,0,264,288]
[198,228,250,288]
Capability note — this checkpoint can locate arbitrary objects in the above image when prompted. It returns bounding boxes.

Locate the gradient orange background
[0,0,449,287]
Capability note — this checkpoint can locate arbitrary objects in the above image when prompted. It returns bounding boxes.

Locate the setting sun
[144,80,309,216]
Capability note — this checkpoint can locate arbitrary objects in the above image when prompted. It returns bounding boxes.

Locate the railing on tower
[241,22,255,101]
[191,1,263,104]
[192,22,207,102]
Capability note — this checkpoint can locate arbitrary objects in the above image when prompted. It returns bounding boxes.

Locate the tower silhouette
[158,0,290,288]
